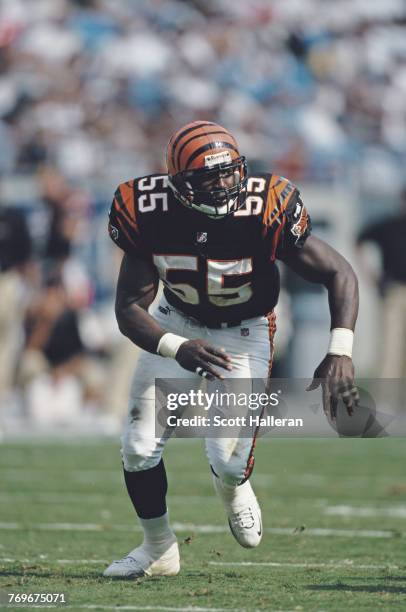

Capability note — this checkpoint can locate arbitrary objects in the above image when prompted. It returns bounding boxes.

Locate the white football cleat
[103,538,180,578]
[213,475,262,548]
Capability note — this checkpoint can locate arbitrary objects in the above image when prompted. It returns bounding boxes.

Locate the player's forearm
[325,261,359,330]
[115,299,165,353]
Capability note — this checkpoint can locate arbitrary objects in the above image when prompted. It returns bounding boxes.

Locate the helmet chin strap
[168,177,247,219]
[195,197,237,218]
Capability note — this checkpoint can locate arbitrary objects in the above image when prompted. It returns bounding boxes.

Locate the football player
[104,121,359,578]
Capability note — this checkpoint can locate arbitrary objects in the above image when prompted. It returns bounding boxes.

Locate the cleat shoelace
[115,556,137,564]
[230,506,255,529]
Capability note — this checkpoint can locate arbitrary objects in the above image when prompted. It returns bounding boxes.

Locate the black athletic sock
[123,459,168,519]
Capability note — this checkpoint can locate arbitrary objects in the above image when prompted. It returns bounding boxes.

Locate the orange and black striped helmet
[166,121,248,218]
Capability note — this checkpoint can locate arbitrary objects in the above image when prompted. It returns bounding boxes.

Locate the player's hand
[306,355,359,422]
[176,339,233,380]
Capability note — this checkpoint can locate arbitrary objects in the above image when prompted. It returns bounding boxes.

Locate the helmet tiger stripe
[166,121,241,175]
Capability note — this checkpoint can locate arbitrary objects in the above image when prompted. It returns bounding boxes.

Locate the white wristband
[157,332,188,359]
[327,328,354,358]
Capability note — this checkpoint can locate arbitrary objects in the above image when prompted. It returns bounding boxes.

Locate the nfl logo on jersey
[196,232,207,244]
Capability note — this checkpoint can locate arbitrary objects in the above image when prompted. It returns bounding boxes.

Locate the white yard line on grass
[325,505,406,518]
[0,522,114,531]
[175,524,400,538]
[0,522,402,538]
[209,561,401,570]
[0,558,401,571]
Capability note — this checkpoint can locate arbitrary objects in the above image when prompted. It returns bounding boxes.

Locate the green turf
[0,438,406,611]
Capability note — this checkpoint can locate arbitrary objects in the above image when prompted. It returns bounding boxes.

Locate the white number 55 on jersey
[152,255,253,307]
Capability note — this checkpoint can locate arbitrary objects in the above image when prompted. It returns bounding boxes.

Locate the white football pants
[121,295,276,486]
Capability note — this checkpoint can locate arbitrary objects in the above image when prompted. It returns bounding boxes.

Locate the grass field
[0,437,406,611]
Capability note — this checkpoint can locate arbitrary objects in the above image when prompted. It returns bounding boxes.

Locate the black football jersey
[108,173,311,326]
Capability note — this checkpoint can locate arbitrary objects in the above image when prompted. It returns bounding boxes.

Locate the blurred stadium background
[0,0,406,436]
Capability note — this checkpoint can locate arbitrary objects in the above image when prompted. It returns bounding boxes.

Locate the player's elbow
[339,258,358,286]
[331,257,359,298]
[115,301,130,337]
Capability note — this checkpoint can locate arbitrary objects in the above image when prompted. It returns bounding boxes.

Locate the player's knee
[212,460,246,487]
[122,449,161,472]
[121,438,161,472]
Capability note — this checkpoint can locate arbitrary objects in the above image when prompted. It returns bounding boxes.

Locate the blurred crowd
[1,0,406,184]
[0,0,405,434]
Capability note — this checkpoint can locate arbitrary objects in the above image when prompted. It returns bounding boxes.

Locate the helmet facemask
[169,156,248,219]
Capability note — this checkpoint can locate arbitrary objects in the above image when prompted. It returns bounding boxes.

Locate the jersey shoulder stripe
[262,174,297,229]
[112,180,138,231]
[108,179,141,253]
